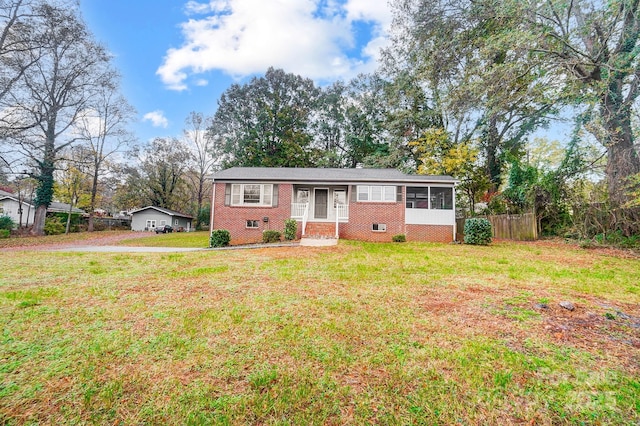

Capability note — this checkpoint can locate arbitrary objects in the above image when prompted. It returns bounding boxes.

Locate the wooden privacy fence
[457,213,538,241]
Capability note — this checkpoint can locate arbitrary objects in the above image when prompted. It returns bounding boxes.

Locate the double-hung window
[356,185,395,202]
[231,184,273,206]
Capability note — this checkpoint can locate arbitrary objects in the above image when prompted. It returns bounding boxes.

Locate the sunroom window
[406,186,453,210]
[431,187,453,210]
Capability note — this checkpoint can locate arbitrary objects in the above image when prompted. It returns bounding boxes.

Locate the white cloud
[344,0,392,24]
[143,110,169,128]
[157,0,392,91]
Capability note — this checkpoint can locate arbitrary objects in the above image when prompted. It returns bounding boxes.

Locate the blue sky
[79,0,392,143]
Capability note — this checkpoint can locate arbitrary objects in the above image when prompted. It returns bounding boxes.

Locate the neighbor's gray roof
[129,205,194,219]
[47,202,85,214]
[212,167,457,184]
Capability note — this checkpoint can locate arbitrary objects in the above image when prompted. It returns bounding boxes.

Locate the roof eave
[213,177,458,185]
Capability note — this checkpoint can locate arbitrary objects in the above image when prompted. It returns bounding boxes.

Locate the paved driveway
[51,246,206,253]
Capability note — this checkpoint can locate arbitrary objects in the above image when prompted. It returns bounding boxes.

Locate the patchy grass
[0,230,136,249]
[117,231,210,248]
[1,240,639,424]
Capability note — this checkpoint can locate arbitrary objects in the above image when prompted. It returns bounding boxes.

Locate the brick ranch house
[209,167,458,245]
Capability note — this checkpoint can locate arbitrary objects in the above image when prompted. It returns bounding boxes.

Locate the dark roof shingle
[212,167,456,184]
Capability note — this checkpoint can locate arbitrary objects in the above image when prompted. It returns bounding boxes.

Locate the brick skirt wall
[212,183,293,245]
[406,224,454,243]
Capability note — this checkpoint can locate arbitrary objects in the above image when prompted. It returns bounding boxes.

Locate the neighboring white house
[0,189,84,228]
[0,190,35,228]
[130,206,193,231]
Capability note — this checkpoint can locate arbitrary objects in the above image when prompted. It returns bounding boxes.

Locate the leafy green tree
[55,162,86,234]
[313,75,389,168]
[384,0,554,188]
[410,127,490,214]
[139,137,193,211]
[208,67,319,168]
[112,164,148,210]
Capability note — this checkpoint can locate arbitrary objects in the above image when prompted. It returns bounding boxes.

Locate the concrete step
[300,237,338,246]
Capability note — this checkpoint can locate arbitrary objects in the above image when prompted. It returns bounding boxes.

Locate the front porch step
[303,222,336,238]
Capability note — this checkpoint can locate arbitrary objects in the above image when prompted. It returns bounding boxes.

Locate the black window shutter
[396,186,402,202]
[224,184,231,206]
[272,184,279,207]
[350,185,357,202]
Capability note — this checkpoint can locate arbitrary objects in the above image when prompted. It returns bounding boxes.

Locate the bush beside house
[464,218,492,245]
[284,219,297,241]
[210,229,231,247]
[262,230,282,243]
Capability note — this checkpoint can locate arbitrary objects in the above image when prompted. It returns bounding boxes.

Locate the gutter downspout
[453,181,457,242]
[209,179,215,248]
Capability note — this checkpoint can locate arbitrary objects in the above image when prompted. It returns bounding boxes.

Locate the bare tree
[75,71,136,231]
[6,2,112,235]
[183,111,214,229]
[0,0,44,168]
[0,0,43,102]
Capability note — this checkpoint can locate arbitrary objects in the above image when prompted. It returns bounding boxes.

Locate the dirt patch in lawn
[413,285,640,373]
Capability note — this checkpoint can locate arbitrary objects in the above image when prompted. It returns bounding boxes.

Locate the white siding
[0,199,35,227]
[405,208,455,226]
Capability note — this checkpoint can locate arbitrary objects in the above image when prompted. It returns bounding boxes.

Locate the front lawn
[117,230,211,248]
[1,241,638,424]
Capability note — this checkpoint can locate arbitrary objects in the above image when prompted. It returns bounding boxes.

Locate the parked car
[155,225,173,234]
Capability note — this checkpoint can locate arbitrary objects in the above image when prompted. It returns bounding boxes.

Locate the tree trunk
[601,90,640,208]
[484,114,501,192]
[88,165,99,232]
[65,204,72,234]
[31,205,47,235]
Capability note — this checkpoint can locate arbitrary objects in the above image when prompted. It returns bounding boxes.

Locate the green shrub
[197,206,210,230]
[210,229,231,247]
[392,234,406,242]
[284,219,297,240]
[262,230,282,243]
[593,230,640,249]
[0,215,14,230]
[0,229,10,238]
[464,218,492,245]
[44,216,65,235]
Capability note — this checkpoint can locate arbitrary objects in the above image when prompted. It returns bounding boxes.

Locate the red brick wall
[211,183,293,245]
[340,200,406,242]
[406,224,454,243]
[211,182,455,244]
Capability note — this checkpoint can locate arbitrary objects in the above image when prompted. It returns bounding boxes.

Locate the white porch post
[452,182,457,241]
